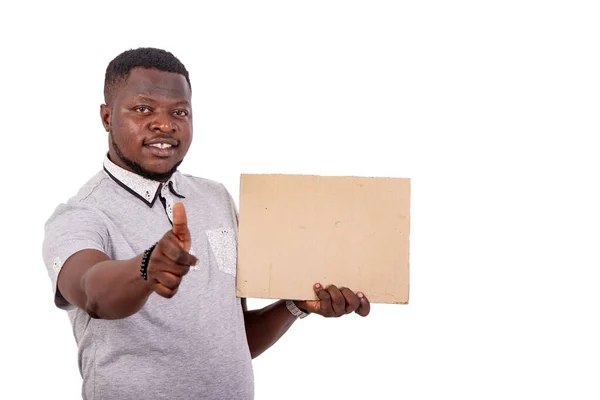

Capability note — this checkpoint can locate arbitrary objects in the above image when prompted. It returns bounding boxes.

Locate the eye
[174,109,189,117]
[135,106,152,114]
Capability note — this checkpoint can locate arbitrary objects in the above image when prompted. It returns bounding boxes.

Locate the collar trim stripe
[102,156,185,205]
[103,166,159,207]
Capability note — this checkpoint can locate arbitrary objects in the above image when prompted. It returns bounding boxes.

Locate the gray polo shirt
[42,156,254,400]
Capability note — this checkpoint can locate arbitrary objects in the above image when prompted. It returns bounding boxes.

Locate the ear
[100,104,111,132]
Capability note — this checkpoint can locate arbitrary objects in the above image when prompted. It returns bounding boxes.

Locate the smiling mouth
[144,142,179,158]
[147,143,175,149]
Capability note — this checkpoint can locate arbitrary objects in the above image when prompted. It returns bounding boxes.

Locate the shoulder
[176,172,238,224]
[177,172,232,199]
[178,173,227,191]
[44,171,111,228]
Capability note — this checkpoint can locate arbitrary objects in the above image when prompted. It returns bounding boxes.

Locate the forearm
[81,255,153,320]
[244,300,299,359]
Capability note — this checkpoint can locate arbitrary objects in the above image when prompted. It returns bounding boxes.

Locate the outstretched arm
[57,203,197,319]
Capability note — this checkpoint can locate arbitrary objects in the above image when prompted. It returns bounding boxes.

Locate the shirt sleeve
[42,203,109,311]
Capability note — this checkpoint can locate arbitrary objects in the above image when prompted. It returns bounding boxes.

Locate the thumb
[172,202,192,251]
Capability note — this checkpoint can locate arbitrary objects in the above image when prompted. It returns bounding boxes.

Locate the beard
[110,131,183,182]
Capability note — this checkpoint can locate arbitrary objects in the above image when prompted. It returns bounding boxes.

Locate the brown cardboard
[236,174,410,304]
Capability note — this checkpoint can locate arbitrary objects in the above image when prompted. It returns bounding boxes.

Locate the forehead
[117,67,191,102]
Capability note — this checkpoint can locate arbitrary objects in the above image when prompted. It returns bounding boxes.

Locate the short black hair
[104,47,191,103]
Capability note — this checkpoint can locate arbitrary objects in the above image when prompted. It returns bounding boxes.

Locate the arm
[58,250,153,320]
[242,298,298,359]
[57,203,197,320]
[242,284,371,358]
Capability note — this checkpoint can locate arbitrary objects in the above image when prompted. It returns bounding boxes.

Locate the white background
[2,1,599,399]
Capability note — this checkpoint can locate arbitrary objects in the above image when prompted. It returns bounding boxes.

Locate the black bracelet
[140,242,158,280]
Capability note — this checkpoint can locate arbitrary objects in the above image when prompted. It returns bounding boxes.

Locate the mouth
[144,141,179,158]
[148,143,174,150]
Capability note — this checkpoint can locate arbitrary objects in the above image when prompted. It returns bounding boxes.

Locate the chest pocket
[205,228,237,277]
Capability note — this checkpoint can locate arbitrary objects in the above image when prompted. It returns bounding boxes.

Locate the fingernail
[357,292,364,298]
[194,258,199,266]
[315,283,321,289]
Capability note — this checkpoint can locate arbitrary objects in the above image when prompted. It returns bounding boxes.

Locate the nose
[149,111,176,133]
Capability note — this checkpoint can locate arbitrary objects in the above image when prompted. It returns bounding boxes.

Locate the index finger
[172,202,192,251]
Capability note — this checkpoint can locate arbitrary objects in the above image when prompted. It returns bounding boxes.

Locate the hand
[295,283,370,317]
[147,202,198,298]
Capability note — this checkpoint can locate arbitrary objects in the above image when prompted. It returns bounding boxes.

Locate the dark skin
[101,68,192,181]
[57,67,370,358]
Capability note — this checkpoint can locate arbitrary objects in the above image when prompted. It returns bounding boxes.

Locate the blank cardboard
[236,174,410,304]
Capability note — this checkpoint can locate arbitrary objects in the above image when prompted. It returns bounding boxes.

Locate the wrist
[140,242,158,281]
[285,300,310,319]
[294,300,310,314]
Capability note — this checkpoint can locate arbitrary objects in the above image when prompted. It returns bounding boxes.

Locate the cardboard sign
[236,174,410,304]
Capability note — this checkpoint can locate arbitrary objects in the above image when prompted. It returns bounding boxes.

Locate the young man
[43,47,370,400]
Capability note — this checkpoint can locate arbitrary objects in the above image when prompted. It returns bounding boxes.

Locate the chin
[138,159,183,181]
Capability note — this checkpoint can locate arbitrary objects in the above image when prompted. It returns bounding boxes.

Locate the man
[42,47,370,400]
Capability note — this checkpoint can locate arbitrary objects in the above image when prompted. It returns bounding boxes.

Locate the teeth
[149,143,172,149]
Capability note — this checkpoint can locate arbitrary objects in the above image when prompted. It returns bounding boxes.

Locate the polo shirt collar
[103,155,185,207]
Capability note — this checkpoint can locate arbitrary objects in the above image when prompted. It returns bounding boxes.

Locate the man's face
[101,67,192,181]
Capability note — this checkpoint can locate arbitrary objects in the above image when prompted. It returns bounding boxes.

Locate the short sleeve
[42,204,109,310]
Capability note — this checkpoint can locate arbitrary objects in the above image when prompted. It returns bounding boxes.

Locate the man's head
[101,48,193,182]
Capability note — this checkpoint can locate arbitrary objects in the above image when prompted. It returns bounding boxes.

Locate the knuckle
[171,275,182,288]
[172,255,182,265]
[319,292,331,301]
[162,234,177,249]
[184,256,195,266]
[172,277,182,289]
[175,251,187,264]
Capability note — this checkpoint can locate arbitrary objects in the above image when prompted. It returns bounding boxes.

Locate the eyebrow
[134,95,190,107]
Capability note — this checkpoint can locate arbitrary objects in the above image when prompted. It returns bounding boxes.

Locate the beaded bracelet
[140,242,158,280]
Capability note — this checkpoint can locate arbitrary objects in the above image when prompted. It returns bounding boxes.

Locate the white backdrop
[2,1,599,399]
